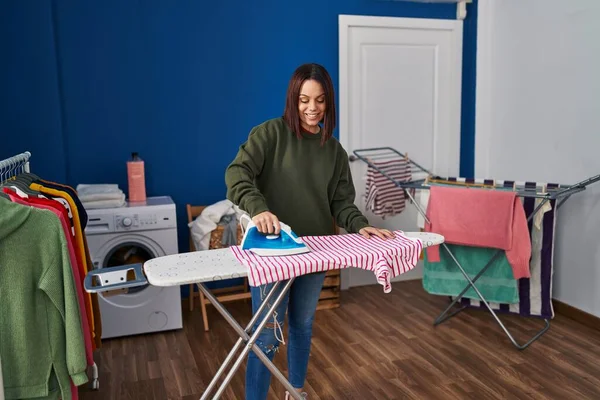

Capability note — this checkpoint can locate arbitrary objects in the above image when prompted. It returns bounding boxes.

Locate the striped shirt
[364,158,412,217]
[230,230,423,292]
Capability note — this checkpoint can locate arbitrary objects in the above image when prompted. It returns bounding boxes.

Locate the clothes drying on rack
[424,185,532,280]
[0,155,101,399]
[351,146,600,350]
[364,157,412,218]
[418,177,558,319]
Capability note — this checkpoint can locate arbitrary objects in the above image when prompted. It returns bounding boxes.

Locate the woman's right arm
[225,126,271,218]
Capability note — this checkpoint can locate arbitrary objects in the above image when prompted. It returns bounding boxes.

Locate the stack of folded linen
[76,184,126,209]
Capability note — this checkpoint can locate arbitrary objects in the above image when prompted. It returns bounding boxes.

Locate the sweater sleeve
[330,148,370,233]
[39,234,88,387]
[225,126,271,217]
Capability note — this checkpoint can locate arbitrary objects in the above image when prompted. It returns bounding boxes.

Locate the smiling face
[298,79,326,134]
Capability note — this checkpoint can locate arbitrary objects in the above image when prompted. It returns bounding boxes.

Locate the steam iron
[240,214,310,257]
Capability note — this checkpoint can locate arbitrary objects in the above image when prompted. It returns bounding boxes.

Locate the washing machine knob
[122,217,132,227]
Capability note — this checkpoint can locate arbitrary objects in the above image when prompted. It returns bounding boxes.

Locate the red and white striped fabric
[364,158,412,217]
[230,230,423,293]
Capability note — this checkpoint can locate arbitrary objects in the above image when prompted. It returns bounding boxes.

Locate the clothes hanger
[0,161,39,196]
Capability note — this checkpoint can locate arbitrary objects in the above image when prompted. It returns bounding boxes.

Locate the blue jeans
[245,271,326,400]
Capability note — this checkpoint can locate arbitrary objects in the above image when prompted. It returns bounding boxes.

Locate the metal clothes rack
[0,151,100,389]
[0,151,31,181]
[351,146,600,350]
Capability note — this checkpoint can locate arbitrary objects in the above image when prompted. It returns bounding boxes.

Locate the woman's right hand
[252,211,281,235]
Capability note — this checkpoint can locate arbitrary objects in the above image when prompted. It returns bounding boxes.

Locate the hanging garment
[4,189,94,367]
[422,243,519,304]
[39,179,89,229]
[424,185,532,280]
[419,177,558,319]
[29,182,101,349]
[364,158,411,218]
[5,175,102,350]
[231,231,423,293]
[459,183,559,319]
[0,197,88,400]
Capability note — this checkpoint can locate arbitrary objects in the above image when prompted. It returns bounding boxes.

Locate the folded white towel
[79,192,125,202]
[82,193,127,209]
[76,184,122,196]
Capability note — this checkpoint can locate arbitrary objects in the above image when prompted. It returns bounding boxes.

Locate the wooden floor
[79,280,600,399]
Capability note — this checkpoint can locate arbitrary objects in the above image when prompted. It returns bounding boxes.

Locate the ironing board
[84,231,444,400]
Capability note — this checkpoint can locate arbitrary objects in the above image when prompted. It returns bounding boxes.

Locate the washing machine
[84,196,183,339]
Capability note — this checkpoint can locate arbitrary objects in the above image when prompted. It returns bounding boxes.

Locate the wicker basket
[208,223,243,249]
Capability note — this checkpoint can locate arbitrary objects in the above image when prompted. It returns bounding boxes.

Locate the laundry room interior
[2,0,600,399]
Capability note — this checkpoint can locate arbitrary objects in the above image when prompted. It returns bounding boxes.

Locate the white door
[338,14,463,289]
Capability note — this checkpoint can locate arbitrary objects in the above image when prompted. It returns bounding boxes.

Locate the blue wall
[1,0,477,274]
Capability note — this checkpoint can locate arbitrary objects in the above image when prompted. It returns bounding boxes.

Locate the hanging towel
[460,183,559,319]
[364,158,411,218]
[231,230,423,293]
[422,243,519,304]
[424,185,532,280]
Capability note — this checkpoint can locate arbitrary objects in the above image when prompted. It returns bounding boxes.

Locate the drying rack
[351,146,600,350]
[0,151,100,389]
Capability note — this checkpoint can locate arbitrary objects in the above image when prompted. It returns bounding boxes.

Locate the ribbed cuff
[70,371,89,386]
[351,218,370,233]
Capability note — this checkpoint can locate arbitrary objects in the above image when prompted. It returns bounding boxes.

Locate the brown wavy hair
[283,63,336,146]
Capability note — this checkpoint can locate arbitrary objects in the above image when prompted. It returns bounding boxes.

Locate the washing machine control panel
[114,207,176,232]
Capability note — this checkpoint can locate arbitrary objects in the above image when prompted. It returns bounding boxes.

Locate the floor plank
[79,280,600,399]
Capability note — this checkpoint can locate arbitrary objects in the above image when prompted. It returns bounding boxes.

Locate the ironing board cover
[142,231,442,290]
[231,230,426,293]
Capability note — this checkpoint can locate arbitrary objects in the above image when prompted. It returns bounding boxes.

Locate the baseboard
[553,299,600,332]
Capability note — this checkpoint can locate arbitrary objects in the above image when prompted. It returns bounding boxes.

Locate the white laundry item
[188,200,243,251]
[76,183,122,195]
[534,185,553,230]
[81,193,126,209]
[416,189,430,229]
[79,192,125,202]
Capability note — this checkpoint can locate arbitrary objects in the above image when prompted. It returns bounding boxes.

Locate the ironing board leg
[434,243,551,350]
[198,281,282,399]
[198,278,303,400]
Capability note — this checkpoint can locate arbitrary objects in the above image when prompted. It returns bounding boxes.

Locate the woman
[225,63,393,399]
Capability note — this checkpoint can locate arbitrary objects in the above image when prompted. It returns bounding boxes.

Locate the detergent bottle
[127,152,146,202]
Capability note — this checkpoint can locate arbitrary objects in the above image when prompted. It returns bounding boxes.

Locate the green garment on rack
[422,243,519,304]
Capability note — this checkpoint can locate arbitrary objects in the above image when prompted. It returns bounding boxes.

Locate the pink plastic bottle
[127,152,146,202]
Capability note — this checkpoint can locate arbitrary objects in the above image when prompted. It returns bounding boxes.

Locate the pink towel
[424,186,531,279]
[230,231,423,293]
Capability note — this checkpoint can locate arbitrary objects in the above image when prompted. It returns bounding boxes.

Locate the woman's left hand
[358,226,395,240]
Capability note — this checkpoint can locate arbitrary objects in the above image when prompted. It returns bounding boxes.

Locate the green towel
[422,244,519,304]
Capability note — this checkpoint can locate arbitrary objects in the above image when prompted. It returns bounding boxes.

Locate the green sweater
[0,197,88,400]
[225,117,370,236]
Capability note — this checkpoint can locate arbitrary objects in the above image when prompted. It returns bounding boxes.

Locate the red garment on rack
[424,185,531,279]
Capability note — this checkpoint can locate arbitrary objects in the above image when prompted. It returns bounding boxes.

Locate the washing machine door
[93,233,167,305]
